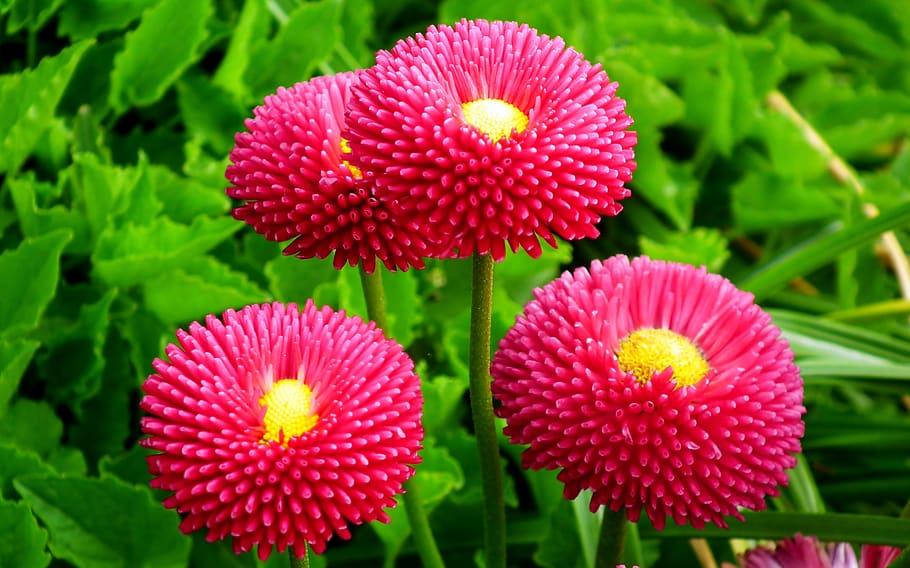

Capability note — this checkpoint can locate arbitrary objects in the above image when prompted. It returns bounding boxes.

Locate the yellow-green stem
[290,545,309,568]
[468,253,507,568]
[595,509,627,568]
[358,266,446,568]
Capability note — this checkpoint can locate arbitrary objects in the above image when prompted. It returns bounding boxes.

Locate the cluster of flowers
[140,18,816,566]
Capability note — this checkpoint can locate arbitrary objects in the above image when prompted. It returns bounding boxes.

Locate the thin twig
[765,91,910,305]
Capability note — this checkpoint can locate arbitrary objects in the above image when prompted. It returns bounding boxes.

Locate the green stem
[289,544,309,568]
[595,509,627,568]
[468,253,506,568]
[623,522,644,568]
[358,266,446,568]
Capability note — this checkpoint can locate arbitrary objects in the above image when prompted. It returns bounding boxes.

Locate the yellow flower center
[461,98,529,142]
[616,328,710,387]
[339,138,362,179]
[259,379,318,444]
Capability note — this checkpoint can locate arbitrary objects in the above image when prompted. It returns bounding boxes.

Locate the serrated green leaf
[0,444,54,499]
[152,162,229,224]
[143,256,268,323]
[0,41,91,174]
[265,254,339,303]
[533,500,584,568]
[337,268,421,347]
[58,0,156,40]
[245,0,341,96]
[92,216,240,287]
[119,306,169,384]
[69,336,133,465]
[639,228,730,272]
[371,446,464,566]
[176,74,248,154]
[0,339,39,417]
[739,168,821,234]
[5,0,62,32]
[212,0,270,95]
[109,0,213,110]
[37,289,116,410]
[99,445,152,488]
[631,132,697,230]
[0,500,50,568]
[0,230,71,339]
[15,475,191,568]
[0,400,62,457]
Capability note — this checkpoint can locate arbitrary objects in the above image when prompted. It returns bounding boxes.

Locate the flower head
[735,534,901,568]
[345,19,636,260]
[226,72,431,272]
[140,302,423,559]
[491,256,805,529]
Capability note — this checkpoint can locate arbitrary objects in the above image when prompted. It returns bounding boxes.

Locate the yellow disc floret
[616,328,710,387]
[461,98,529,142]
[339,137,362,179]
[259,379,318,444]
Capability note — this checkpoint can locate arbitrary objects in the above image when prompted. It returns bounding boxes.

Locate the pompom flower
[140,302,423,559]
[345,19,636,260]
[491,256,805,529]
[733,534,901,568]
[226,72,431,272]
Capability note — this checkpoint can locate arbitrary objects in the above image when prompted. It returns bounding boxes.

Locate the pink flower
[226,73,431,272]
[737,534,901,568]
[345,19,636,260]
[141,302,423,559]
[491,256,805,529]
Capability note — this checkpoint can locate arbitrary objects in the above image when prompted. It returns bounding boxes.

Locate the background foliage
[1,0,910,566]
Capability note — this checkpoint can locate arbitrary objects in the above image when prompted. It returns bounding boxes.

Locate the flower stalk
[290,545,309,568]
[358,267,446,568]
[468,253,507,568]
[595,509,627,568]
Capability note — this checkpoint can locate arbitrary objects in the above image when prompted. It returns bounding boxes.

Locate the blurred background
[1,0,909,566]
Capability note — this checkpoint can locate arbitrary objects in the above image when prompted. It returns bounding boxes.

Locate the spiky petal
[141,302,423,559]
[226,73,431,272]
[491,256,805,529]
[345,19,637,260]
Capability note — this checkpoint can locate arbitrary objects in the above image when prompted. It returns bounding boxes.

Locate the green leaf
[371,446,464,566]
[0,41,91,174]
[771,309,910,363]
[0,339,40,417]
[534,500,584,568]
[37,289,116,410]
[5,0,62,32]
[734,173,840,233]
[151,163,229,224]
[0,500,50,568]
[15,475,191,568]
[58,0,157,40]
[9,175,91,254]
[109,0,213,110]
[70,337,134,465]
[639,228,730,272]
[92,216,240,287]
[143,256,268,323]
[496,243,572,304]
[265,254,339,303]
[99,445,152,488]
[337,268,421,347]
[0,230,71,339]
[212,0,270,95]
[245,0,341,97]
[422,375,467,438]
[631,133,698,230]
[639,511,910,545]
[739,200,910,299]
[0,444,54,499]
[0,400,63,457]
[176,74,248,154]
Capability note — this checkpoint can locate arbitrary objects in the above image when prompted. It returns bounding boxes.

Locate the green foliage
[2,0,910,566]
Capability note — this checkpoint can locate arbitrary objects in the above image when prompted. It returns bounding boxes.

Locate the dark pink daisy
[226,73,431,272]
[736,534,901,568]
[140,302,423,559]
[491,256,805,529]
[345,19,636,260]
